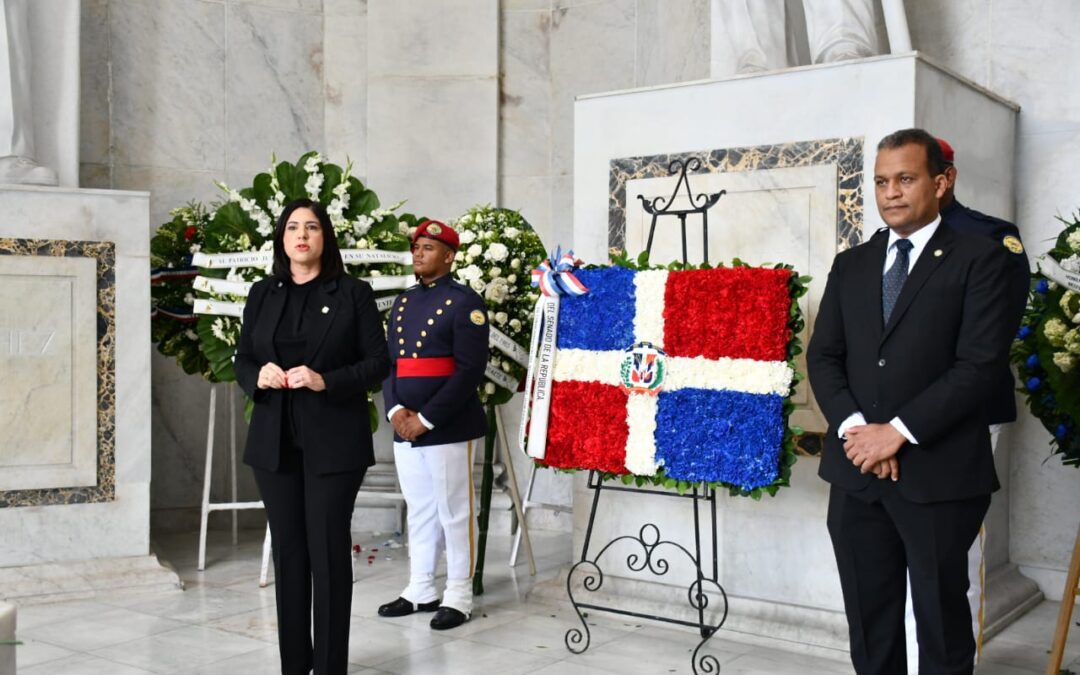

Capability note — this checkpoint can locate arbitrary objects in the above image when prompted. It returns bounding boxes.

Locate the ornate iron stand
[565,473,728,674]
[564,158,729,674]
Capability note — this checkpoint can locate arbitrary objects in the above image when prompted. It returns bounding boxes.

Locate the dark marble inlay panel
[608,137,864,253]
[0,238,116,507]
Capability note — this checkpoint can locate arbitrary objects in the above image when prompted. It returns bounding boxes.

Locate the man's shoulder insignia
[469,309,486,326]
[1002,235,1024,254]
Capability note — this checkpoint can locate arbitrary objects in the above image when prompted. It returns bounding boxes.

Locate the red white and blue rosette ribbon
[531,248,588,297]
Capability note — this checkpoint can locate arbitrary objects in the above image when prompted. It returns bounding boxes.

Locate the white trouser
[394,438,477,615]
[904,426,1000,673]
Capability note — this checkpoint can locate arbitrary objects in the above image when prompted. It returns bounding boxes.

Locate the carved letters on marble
[0,238,116,507]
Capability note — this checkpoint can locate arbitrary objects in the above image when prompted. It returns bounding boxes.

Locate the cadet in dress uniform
[376,220,489,631]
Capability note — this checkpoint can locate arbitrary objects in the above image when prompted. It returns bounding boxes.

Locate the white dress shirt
[837,215,942,445]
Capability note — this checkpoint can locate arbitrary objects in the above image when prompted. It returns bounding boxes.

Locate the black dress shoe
[377,596,440,618]
[429,606,469,630]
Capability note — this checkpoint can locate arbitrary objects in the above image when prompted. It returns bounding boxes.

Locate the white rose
[510,318,522,331]
[470,278,485,292]
[510,258,521,270]
[489,267,502,278]
[504,227,520,239]
[507,274,517,284]
[467,244,483,258]
[484,278,510,303]
[459,230,477,245]
[486,243,509,262]
[495,311,508,324]
[484,382,496,394]
[501,359,512,371]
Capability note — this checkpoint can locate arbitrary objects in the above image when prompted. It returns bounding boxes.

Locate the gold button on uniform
[427,319,434,325]
[397,327,402,333]
[445,299,452,305]
[420,330,427,337]
[416,341,422,348]
[398,338,404,345]
[399,349,405,356]
[436,309,443,315]
[398,306,404,312]
[401,297,408,303]
[412,352,418,358]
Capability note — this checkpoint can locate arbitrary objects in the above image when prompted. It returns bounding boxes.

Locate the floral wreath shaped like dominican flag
[519,250,797,490]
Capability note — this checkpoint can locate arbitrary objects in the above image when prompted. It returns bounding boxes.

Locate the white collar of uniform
[887,214,941,258]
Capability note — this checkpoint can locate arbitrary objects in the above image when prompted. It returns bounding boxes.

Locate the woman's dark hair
[272,198,345,281]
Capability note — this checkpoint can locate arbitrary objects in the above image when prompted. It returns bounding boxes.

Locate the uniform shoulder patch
[1002,235,1024,254]
[469,309,486,325]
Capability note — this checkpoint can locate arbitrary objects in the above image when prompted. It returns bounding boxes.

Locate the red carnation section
[543,380,629,474]
[663,267,791,361]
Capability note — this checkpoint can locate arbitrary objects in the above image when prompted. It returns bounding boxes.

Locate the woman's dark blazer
[235,274,390,474]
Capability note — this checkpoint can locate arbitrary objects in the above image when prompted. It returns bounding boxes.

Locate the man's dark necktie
[882,238,913,324]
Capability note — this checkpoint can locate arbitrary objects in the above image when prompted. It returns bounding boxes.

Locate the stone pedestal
[0,185,179,601]
[549,53,1039,654]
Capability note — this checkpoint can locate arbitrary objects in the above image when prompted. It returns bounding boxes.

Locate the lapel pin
[321,306,329,314]
[933,249,943,257]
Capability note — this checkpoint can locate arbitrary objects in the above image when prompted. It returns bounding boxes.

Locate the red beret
[412,219,460,251]
[936,137,955,164]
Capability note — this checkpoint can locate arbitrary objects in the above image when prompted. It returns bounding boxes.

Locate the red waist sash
[397,356,456,378]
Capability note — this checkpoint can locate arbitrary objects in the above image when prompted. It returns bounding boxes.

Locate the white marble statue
[0,0,59,186]
[717,0,911,74]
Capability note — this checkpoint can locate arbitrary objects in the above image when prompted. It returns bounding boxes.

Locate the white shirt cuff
[387,404,404,422]
[417,413,434,430]
[838,412,866,439]
[889,417,918,444]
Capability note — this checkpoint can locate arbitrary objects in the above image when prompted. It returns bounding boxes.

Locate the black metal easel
[564,158,728,674]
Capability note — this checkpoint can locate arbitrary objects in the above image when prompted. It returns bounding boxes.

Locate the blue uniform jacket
[941,199,1030,424]
[382,274,490,446]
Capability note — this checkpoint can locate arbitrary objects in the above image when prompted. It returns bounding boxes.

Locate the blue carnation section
[556,266,636,351]
[654,389,784,489]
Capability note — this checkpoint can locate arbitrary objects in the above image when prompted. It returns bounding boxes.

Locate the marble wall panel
[500,8,552,179]
[550,174,575,251]
[989,0,1080,135]
[324,5,368,177]
[367,77,497,218]
[549,0,637,176]
[231,0,323,12]
[226,4,326,178]
[80,163,112,190]
[80,0,111,168]
[324,0,366,15]
[113,166,221,237]
[108,0,227,171]
[905,0,991,86]
[634,0,711,87]
[367,0,497,78]
[500,175,554,248]
[502,0,550,9]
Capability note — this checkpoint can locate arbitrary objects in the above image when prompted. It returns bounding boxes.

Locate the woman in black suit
[235,198,389,675]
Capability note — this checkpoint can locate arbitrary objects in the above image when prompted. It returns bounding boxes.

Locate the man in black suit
[897,138,1032,673]
[807,128,1014,675]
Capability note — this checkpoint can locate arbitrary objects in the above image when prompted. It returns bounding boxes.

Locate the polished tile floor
[10,528,1079,674]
